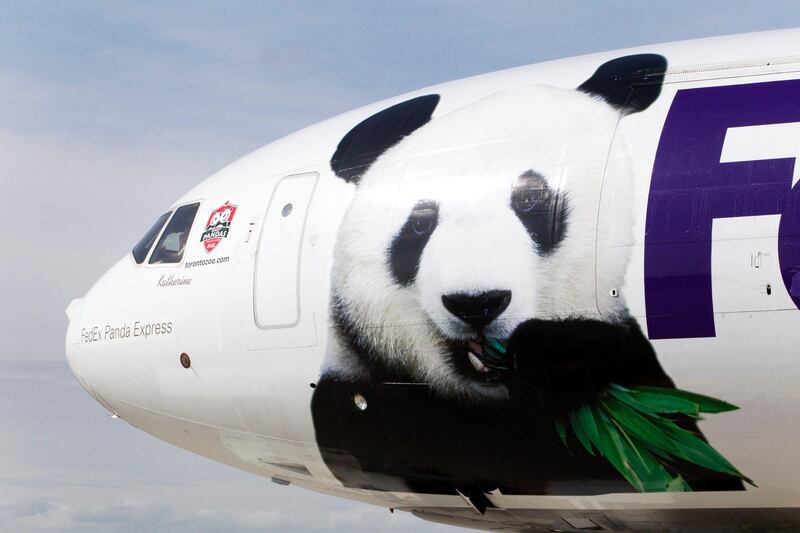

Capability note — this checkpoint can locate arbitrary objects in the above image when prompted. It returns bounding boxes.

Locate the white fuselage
[66,29,800,530]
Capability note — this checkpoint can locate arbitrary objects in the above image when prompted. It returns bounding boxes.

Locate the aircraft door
[596,77,670,322]
[253,172,319,330]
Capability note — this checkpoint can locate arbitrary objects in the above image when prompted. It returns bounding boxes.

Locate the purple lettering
[645,80,800,339]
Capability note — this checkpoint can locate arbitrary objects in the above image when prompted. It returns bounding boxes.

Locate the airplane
[65,29,800,532]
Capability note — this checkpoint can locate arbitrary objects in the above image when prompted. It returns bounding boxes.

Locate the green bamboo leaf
[609,383,630,393]
[651,416,753,484]
[607,418,649,471]
[478,344,510,370]
[576,405,599,456]
[554,418,568,448]
[608,385,661,416]
[601,398,680,456]
[554,385,751,493]
[622,389,701,416]
[569,410,594,456]
[601,403,657,477]
[608,384,701,420]
[610,421,679,492]
[645,443,672,462]
[485,337,507,354]
[666,474,692,492]
[589,409,626,475]
[674,441,744,480]
[632,386,739,414]
[583,405,607,458]
[600,405,692,492]
[597,412,648,492]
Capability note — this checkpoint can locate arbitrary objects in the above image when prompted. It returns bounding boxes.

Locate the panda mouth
[449,336,512,381]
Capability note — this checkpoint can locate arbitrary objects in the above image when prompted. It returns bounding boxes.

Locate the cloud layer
[0,362,450,532]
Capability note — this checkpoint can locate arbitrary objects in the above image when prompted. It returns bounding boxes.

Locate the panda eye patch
[511,170,568,255]
[389,200,439,286]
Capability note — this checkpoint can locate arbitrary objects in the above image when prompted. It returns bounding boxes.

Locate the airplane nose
[65,298,87,387]
[65,296,119,416]
[441,290,512,330]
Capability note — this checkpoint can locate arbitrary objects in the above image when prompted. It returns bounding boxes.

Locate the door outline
[253,172,319,329]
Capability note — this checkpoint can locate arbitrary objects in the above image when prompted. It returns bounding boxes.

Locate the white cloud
[0,496,444,533]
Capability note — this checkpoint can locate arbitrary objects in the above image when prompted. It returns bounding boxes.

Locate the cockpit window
[132,212,171,264]
[149,203,200,264]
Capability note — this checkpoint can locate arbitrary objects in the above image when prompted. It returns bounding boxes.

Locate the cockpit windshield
[149,203,201,264]
[132,212,171,264]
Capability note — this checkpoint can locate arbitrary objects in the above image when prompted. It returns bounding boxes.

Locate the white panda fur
[324,83,636,401]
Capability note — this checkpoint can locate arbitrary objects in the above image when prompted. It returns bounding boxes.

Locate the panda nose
[441,290,512,330]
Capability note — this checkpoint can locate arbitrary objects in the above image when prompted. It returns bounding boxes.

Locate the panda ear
[331,94,440,184]
[578,54,667,114]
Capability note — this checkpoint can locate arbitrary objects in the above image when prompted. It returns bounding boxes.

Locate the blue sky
[3,2,800,531]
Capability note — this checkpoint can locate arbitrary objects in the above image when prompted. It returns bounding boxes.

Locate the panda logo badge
[200,201,237,253]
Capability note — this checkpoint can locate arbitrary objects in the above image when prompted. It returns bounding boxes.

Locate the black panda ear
[578,54,667,114]
[330,94,440,184]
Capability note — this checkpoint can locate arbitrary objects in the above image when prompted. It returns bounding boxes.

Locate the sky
[3,1,800,531]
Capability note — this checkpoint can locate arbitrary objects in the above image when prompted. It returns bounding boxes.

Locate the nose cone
[65,293,120,418]
[65,297,88,389]
[441,290,512,330]
[64,255,145,419]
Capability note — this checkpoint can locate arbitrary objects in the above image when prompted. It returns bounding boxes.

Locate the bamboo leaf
[610,421,679,492]
[589,409,627,477]
[645,443,672,462]
[583,406,607,458]
[554,419,568,448]
[476,353,509,372]
[480,341,510,370]
[619,388,700,416]
[601,397,680,456]
[485,337,507,355]
[666,474,692,492]
[609,383,630,393]
[569,410,594,456]
[632,387,739,414]
[598,408,693,492]
[553,384,752,492]
[650,416,753,484]
[576,404,599,456]
[608,385,661,416]
[597,411,648,492]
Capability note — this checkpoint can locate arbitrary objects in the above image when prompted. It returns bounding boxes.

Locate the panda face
[334,166,585,399]
[408,171,567,390]
[327,55,667,400]
[329,88,618,399]
[407,170,568,344]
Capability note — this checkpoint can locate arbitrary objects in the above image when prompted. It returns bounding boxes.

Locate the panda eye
[513,170,554,215]
[510,170,568,256]
[515,189,537,213]
[513,187,551,214]
[389,200,440,286]
[411,212,435,235]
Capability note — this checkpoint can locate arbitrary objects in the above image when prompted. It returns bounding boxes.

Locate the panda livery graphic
[311,55,749,496]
